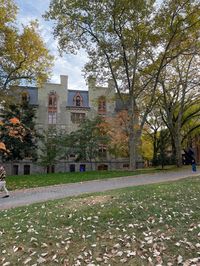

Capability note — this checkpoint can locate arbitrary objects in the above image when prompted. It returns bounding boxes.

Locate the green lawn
[1,176,200,265]
[7,166,179,190]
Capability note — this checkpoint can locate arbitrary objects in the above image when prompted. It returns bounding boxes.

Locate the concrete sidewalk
[0,169,199,210]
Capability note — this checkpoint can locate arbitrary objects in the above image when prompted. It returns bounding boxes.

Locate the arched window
[73,93,83,107]
[76,95,81,106]
[98,96,106,114]
[48,92,57,109]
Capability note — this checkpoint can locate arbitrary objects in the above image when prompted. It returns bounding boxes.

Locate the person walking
[0,165,9,198]
[191,159,197,172]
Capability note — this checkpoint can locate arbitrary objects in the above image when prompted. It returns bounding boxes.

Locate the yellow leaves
[103,111,129,157]
[0,1,54,90]
[0,0,18,27]
[141,134,153,160]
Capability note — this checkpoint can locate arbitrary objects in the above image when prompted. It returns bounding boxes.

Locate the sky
[15,0,88,90]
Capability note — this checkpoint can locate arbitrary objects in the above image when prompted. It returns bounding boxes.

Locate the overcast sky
[15,0,88,90]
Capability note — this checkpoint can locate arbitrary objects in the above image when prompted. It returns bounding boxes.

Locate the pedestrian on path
[0,165,9,198]
[191,159,197,172]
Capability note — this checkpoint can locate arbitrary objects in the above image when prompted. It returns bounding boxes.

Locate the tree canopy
[0,100,38,161]
[0,0,53,94]
[64,117,109,163]
[46,0,200,169]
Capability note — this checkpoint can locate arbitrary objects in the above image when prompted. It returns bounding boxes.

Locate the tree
[102,110,129,159]
[159,54,200,167]
[140,132,153,166]
[0,0,53,95]
[181,103,200,147]
[0,100,38,161]
[45,0,200,169]
[64,117,109,167]
[0,117,25,157]
[143,114,172,167]
[145,109,164,165]
[38,128,64,173]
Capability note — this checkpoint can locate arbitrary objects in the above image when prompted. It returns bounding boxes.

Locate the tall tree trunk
[174,133,183,167]
[129,127,137,170]
[128,100,139,170]
[152,130,158,165]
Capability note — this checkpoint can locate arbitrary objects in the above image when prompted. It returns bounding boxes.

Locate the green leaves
[64,117,109,162]
[0,101,38,161]
[45,0,200,169]
[38,128,65,170]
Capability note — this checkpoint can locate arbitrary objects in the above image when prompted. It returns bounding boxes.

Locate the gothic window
[48,112,57,124]
[73,93,83,107]
[71,112,85,123]
[48,92,57,124]
[98,144,107,158]
[48,92,57,111]
[98,96,106,114]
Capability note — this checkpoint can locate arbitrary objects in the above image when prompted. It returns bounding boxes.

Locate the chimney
[60,75,68,89]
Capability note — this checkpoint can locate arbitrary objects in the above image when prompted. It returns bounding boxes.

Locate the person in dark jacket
[191,159,197,172]
[0,165,9,198]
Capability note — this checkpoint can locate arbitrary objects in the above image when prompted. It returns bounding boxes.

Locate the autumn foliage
[0,117,25,154]
[98,111,129,158]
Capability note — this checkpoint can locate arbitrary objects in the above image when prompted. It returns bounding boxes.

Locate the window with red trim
[73,93,83,107]
[48,92,57,124]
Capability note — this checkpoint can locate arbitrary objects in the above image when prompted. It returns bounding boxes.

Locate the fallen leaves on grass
[0,178,200,265]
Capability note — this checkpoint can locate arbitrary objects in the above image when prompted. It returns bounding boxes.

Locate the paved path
[0,169,199,210]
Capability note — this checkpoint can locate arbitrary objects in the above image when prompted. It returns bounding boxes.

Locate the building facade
[2,75,200,175]
[4,75,135,175]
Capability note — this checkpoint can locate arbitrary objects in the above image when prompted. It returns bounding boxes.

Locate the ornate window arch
[73,92,83,107]
[48,92,57,124]
[48,92,57,110]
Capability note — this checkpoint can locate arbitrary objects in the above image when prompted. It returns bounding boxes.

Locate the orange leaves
[0,142,9,154]
[96,120,110,135]
[100,111,129,158]
[1,117,25,141]
[0,142,7,151]
[0,117,26,155]
[9,117,20,124]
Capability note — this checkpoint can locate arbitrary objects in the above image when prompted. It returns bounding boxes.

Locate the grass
[1,176,200,265]
[7,165,180,190]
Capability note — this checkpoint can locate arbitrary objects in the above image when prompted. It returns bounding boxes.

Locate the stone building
[4,75,134,175]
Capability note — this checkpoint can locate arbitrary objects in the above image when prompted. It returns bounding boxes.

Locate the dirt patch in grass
[68,194,115,209]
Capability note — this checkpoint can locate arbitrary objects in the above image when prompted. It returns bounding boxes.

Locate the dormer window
[76,95,81,106]
[98,96,106,114]
[73,93,83,107]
